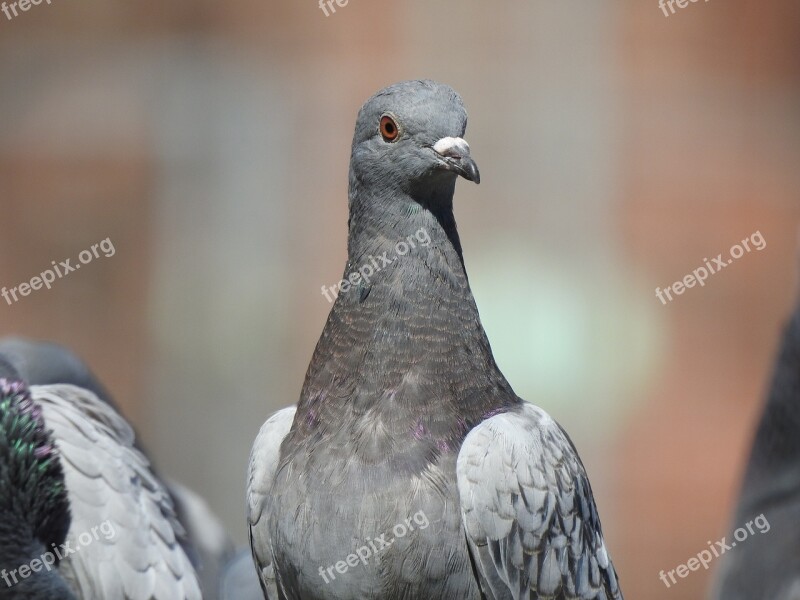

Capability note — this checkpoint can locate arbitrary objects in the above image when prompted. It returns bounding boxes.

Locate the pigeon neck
[346,185,465,267]
[298,189,516,425]
[342,189,472,307]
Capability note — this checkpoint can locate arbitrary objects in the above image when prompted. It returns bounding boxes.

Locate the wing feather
[32,384,201,600]
[246,406,296,600]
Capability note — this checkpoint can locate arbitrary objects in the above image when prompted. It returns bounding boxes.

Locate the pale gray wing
[457,402,622,600]
[32,384,201,600]
[246,406,296,599]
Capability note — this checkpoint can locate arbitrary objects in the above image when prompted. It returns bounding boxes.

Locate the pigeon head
[349,80,480,202]
[0,355,18,380]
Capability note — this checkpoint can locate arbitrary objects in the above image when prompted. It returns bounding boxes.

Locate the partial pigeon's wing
[0,336,230,597]
[247,406,296,600]
[32,384,201,600]
[457,402,622,600]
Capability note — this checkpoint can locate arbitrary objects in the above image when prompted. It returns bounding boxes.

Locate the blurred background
[1,1,799,598]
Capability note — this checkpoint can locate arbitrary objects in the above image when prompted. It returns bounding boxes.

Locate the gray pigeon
[247,80,623,600]
[710,272,800,599]
[0,336,235,599]
[0,341,202,599]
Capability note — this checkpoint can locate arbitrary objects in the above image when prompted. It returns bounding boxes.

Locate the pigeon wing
[247,406,296,599]
[32,384,201,600]
[457,402,622,600]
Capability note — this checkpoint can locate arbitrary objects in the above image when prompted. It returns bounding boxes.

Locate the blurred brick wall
[618,0,800,598]
[0,157,152,422]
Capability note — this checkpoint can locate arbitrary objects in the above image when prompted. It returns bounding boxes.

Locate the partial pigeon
[219,549,263,600]
[711,275,800,599]
[0,337,235,599]
[0,342,201,599]
[247,80,623,600]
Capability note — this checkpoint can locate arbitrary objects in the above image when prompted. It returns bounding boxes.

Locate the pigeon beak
[433,137,480,184]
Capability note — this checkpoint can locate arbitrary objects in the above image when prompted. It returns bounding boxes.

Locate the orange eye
[380,115,399,142]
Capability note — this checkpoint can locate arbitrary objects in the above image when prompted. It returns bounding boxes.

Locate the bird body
[248,80,622,600]
[263,201,514,599]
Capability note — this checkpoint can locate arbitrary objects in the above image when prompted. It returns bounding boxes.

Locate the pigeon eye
[379,115,399,142]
